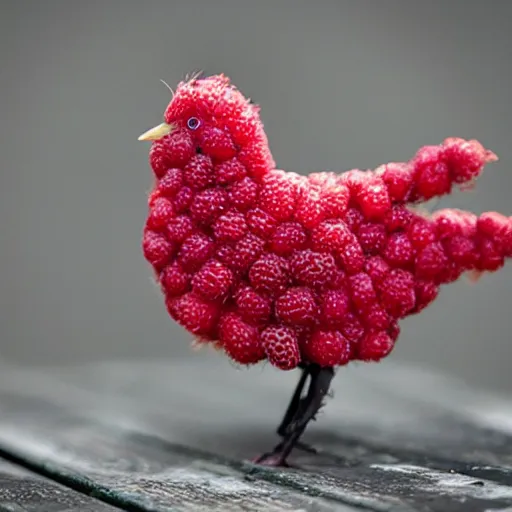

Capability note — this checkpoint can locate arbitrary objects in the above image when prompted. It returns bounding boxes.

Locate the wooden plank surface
[1,354,512,511]
[0,458,118,512]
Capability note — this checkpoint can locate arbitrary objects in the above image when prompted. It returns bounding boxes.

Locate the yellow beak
[137,122,175,141]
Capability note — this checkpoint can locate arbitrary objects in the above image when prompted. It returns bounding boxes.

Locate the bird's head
[139,74,275,182]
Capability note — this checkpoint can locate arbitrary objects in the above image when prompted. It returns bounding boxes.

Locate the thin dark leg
[253,365,335,467]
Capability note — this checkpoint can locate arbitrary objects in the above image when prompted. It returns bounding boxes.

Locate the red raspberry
[412,145,452,200]
[355,175,391,220]
[147,197,175,230]
[443,235,477,269]
[214,158,247,185]
[150,133,195,178]
[218,313,265,365]
[192,260,234,300]
[344,207,365,233]
[341,312,365,344]
[380,269,416,318]
[259,171,298,221]
[261,325,300,370]
[161,262,190,297]
[246,208,278,238]
[166,292,220,339]
[173,186,194,213]
[383,232,415,267]
[320,181,350,218]
[275,287,319,326]
[183,154,215,190]
[228,177,259,211]
[412,280,439,314]
[289,250,339,289]
[158,168,183,197]
[415,242,449,281]
[319,289,351,329]
[304,331,351,367]
[190,188,228,225]
[200,125,237,161]
[311,220,354,253]
[407,219,436,250]
[383,205,415,232]
[213,211,247,242]
[336,241,365,275]
[357,330,394,361]
[349,272,377,313]
[166,215,195,243]
[178,234,215,272]
[363,304,391,330]
[249,254,289,297]
[375,162,413,202]
[364,255,390,287]
[235,286,272,325]
[295,184,327,229]
[270,222,307,256]
[477,238,505,271]
[231,233,266,273]
[357,222,387,255]
[142,230,174,270]
[238,139,275,181]
[443,137,497,184]
[477,212,511,252]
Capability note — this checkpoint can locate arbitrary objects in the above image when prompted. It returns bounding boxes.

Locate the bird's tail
[416,208,512,285]
[374,137,499,205]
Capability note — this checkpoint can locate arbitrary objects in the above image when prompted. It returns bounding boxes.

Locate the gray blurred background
[0,0,510,393]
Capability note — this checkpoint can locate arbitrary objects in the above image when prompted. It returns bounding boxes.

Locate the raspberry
[200,125,237,161]
[383,205,415,232]
[235,286,272,325]
[295,184,327,229]
[147,197,175,230]
[192,259,233,300]
[364,255,390,287]
[380,269,416,318]
[173,186,194,213]
[341,312,365,344]
[477,238,505,271]
[349,272,377,313]
[261,325,300,370]
[355,175,391,220]
[228,177,259,211]
[319,289,350,329]
[215,158,247,185]
[383,232,415,267]
[249,254,289,296]
[375,162,413,202]
[158,168,183,197]
[357,222,387,255]
[344,207,365,233]
[412,145,452,200]
[259,171,298,221]
[363,304,391,330]
[238,139,275,181]
[336,241,365,275]
[190,188,228,225]
[407,219,436,250]
[311,220,354,253]
[166,215,195,243]
[415,242,449,281]
[357,330,394,361]
[443,137,497,184]
[166,292,220,339]
[150,133,195,178]
[231,233,266,273]
[321,181,350,218]
[412,280,439,314]
[218,313,265,365]
[246,208,278,238]
[270,222,307,256]
[178,234,215,272]
[443,235,477,269]
[161,262,190,297]
[142,230,174,270]
[213,211,247,242]
[289,249,339,289]
[477,212,511,252]
[275,287,319,326]
[183,154,215,190]
[304,331,351,367]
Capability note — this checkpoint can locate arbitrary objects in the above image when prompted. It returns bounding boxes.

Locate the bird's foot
[252,364,334,467]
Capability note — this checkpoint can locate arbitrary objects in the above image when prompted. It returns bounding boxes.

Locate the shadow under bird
[138,74,512,467]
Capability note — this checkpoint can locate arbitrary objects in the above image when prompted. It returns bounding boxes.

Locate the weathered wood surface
[1,353,512,511]
[0,459,118,511]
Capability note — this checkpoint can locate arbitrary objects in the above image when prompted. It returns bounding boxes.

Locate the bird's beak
[137,122,175,141]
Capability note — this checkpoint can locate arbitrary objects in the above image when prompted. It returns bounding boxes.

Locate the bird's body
[139,74,511,466]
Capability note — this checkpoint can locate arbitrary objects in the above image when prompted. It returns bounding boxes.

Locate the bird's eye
[187,117,200,130]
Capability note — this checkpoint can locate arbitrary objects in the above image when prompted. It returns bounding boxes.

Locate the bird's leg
[253,365,335,467]
[275,364,318,454]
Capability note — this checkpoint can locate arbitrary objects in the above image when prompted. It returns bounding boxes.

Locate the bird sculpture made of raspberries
[139,73,511,467]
